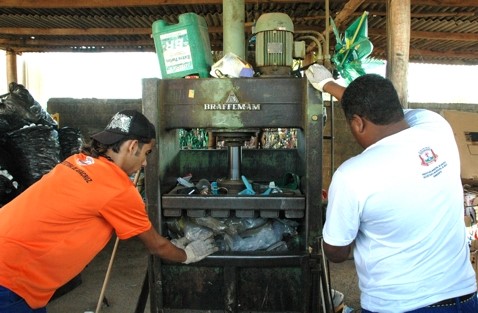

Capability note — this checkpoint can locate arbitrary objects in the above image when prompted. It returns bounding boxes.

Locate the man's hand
[171,236,190,249]
[183,238,218,264]
[305,64,335,92]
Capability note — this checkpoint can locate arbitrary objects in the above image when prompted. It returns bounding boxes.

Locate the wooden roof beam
[2,46,155,53]
[374,47,478,63]
[3,0,477,8]
[4,43,476,65]
[0,27,152,36]
[0,0,318,9]
[331,0,366,30]
[373,0,478,7]
[1,26,476,43]
[369,28,478,42]
[0,38,153,47]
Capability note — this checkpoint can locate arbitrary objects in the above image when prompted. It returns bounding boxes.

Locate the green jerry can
[152,13,213,78]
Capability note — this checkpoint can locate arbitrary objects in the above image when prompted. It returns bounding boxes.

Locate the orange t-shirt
[0,153,152,308]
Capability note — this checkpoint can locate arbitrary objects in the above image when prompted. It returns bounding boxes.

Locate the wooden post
[6,49,17,87]
[386,0,410,108]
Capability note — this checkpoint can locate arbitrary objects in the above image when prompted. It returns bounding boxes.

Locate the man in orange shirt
[0,109,217,312]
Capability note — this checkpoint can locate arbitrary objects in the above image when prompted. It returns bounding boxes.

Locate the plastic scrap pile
[0,83,83,206]
[166,216,300,252]
[172,174,302,252]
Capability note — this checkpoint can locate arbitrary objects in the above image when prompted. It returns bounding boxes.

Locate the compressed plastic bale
[5,125,60,187]
[224,221,283,252]
[0,166,20,206]
[58,127,84,161]
[0,82,57,134]
[0,143,24,204]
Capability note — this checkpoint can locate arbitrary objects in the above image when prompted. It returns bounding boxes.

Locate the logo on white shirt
[419,147,438,166]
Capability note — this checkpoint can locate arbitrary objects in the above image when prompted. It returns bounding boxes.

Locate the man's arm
[323,241,353,263]
[137,227,218,264]
[137,227,187,262]
[305,64,346,101]
[323,81,346,101]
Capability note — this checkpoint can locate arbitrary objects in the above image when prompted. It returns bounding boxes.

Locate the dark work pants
[0,285,47,313]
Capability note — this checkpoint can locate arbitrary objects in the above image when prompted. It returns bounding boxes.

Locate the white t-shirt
[323,109,477,312]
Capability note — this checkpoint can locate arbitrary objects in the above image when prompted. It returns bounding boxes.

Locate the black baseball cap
[91,109,156,145]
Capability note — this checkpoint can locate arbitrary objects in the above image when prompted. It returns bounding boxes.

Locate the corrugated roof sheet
[0,1,477,64]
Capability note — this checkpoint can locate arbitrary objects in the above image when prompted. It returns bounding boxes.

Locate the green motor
[254,13,294,76]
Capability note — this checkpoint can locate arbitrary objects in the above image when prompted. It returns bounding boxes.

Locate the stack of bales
[0,83,83,207]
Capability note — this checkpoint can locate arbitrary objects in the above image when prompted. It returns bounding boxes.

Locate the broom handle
[95,169,142,313]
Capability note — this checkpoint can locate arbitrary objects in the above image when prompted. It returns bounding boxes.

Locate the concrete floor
[328,259,361,311]
[47,237,150,313]
[46,237,361,313]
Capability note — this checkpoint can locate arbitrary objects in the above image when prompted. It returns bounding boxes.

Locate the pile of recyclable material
[58,127,84,160]
[4,124,60,187]
[0,165,19,207]
[0,144,21,206]
[0,82,57,133]
[166,216,300,252]
[0,83,82,206]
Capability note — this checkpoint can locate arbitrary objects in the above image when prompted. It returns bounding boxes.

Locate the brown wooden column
[386,0,410,108]
[6,49,17,87]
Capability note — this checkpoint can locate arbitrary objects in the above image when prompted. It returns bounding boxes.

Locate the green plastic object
[331,11,383,84]
[152,13,213,78]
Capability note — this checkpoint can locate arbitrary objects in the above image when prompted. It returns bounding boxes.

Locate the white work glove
[305,64,335,92]
[183,238,218,264]
[171,236,190,249]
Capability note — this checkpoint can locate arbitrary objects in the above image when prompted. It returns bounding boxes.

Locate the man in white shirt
[306,65,477,312]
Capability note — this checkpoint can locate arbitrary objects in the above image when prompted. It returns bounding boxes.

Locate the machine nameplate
[203,103,261,110]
